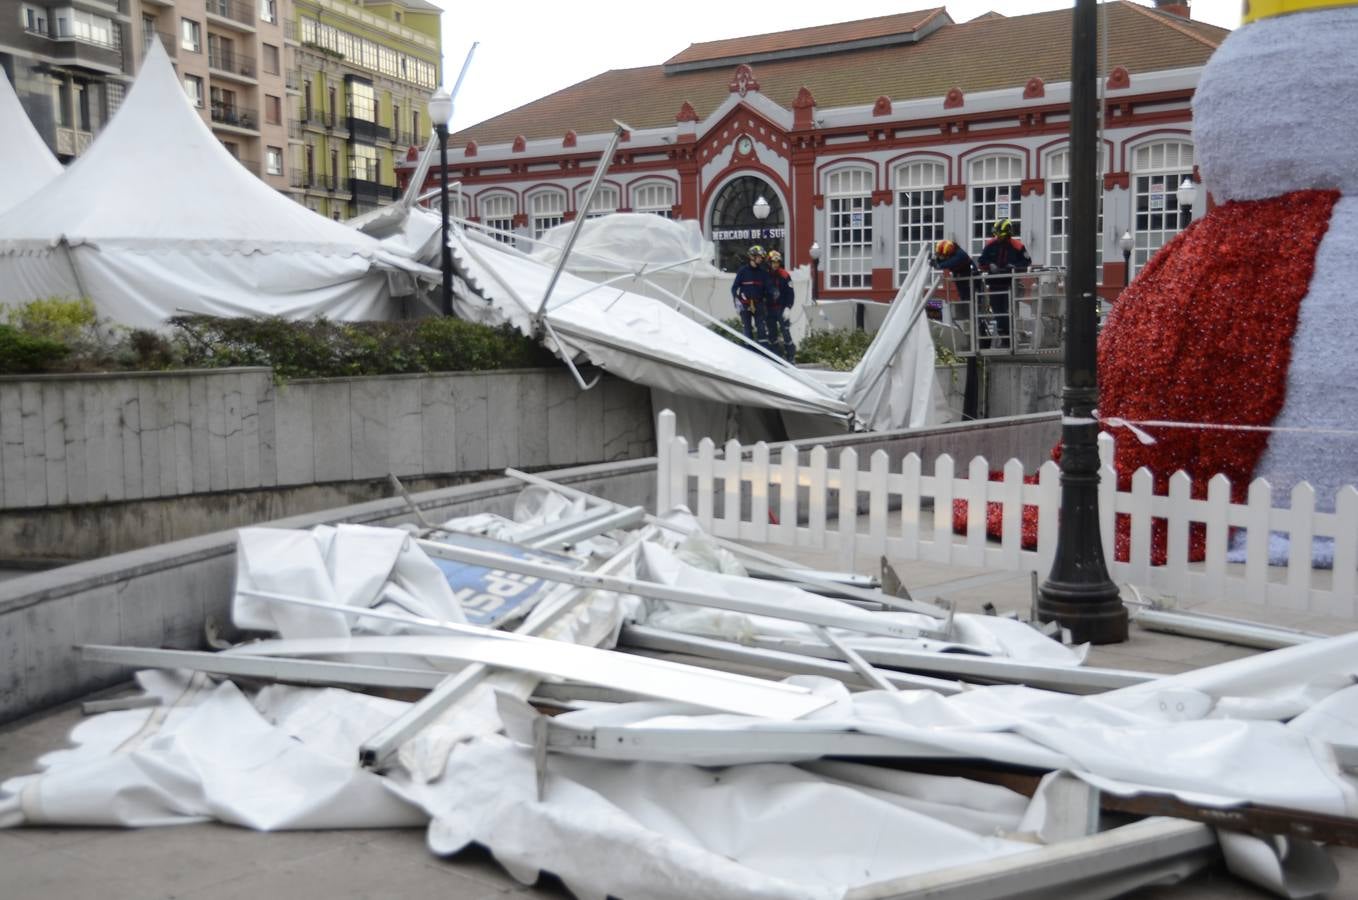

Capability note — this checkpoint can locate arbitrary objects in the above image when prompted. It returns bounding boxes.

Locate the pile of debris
[2,470,1355,898]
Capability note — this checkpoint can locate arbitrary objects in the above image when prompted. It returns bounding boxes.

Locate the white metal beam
[80,645,449,690]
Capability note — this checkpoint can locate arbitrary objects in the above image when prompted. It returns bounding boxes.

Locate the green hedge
[0,298,560,378]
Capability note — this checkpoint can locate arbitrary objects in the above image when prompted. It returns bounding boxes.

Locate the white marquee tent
[0,42,435,328]
[0,67,61,215]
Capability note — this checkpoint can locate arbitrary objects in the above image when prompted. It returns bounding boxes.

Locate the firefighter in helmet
[976,219,1031,347]
[730,245,772,349]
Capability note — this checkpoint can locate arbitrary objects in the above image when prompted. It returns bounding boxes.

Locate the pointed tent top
[0,39,388,255]
[0,67,62,214]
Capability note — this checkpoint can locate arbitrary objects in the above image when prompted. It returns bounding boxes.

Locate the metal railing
[206,0,255,26]
[209,103,259,130]
[26,23,121,51]
[208,47,256,78]
[289,168,312,188]
[932,268,1066,357]
[284,69,300,90]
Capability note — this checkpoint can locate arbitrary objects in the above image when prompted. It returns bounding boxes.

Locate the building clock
[736,136,753,155]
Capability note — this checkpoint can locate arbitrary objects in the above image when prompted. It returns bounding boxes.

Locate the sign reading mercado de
[404,1,1222,300]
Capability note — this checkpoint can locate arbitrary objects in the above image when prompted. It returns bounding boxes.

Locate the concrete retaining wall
[0,368,654,512]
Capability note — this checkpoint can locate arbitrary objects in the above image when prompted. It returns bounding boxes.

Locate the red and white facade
[405,60,1206,304]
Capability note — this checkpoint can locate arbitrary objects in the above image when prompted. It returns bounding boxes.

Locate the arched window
[893,160,945,284]
[825,167,873,289]
[529,190,567,239]
[1046,149,1103,280]
[632,181,675,218]
[579,184,619,219]
[1130,140,1194,275]
[968,155,1023,255]
[479,193,515,243]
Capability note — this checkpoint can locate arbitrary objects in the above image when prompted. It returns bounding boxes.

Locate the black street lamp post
[1119,231,1133,289]
[428,87,453,317]
[1036,0,1127,644]
[808,241,820,302]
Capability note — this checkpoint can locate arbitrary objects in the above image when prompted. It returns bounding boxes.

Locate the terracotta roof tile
[453,2,1228,145]
[665,7,947,66]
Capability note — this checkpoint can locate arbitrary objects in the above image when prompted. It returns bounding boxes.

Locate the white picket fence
[654,410,1358,616]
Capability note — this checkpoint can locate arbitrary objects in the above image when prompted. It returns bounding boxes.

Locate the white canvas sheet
[452,227,853,419]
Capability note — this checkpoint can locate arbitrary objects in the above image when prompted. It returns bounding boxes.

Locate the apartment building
[3,0,441,211]
[292,0,441,219]
[1,0,133,161]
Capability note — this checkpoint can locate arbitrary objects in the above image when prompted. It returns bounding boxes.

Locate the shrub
[0,324,69,373]
[797,327,877,371]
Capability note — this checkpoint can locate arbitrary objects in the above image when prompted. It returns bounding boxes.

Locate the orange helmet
[934,239,956,259]
[766,250,782,266]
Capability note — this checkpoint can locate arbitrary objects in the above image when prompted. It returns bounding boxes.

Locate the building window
[183,74,204,108]
[579,185,619,219]
[826,167,873,290]
[24,6,48,35]
[264,94,281,126]
[262,42,280,75]
[481,194,516,242]
[969,155,1023,255]
[349,143,377,181]
[1131,140,1194,276]
[329,147,338,188]
[180,18,200,53]
[259,0,276,23]
[632,181,675,218]
[392,103,400,140]
[266,146,283,176]
[1046,149,1104,281]
[302,79,312,120]
[412,110,420,140]
[893,160,945,284]
[304,143,315,184]
[106,81,124,117]
[141,15,156,51]
[530,191,567,238]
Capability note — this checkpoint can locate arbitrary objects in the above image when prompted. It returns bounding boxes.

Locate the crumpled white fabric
[232,522,466,638]
[0,671,425,830]
[396,733,1034,900]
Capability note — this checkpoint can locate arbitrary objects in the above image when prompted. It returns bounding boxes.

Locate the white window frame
[825,167,874,290]
[632,181,675,218]
[529,190,566,239]
[183,74,204,108]
[893,160,946,284]
[578,184,619,219]
[967,155,1023,255]
[1046,149,1104,282]
[480,193,516,243]
[180,17,200,53]
[266,145,283,176]
[1130,139,1194,276]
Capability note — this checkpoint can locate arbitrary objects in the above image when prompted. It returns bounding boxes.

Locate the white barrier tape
[1060,412,1358,447]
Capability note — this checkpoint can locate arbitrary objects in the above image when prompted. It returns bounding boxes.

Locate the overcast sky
[435,0,1241,132]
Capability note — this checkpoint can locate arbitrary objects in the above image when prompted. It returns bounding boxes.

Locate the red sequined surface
[954,190,1338,562]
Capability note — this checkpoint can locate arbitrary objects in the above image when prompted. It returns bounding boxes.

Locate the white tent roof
[0,67,61,215]
[0,41,409,261]
[451,226,854,420]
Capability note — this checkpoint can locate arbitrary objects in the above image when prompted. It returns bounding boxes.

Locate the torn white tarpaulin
[394,733,1037,900]
[450,226,855,420]
[233,523,467,639]
[0,671,425,830]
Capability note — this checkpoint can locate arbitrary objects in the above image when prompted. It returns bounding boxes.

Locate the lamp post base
[1036,579,1127,644]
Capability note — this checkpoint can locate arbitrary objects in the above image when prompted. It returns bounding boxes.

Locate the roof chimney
[1153,0,1191,18]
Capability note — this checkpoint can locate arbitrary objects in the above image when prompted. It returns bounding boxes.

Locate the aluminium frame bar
[503,467,946,619]
[414,536,937,640]
[525,505,646,549]
[80,645,450,690]
[1131,607,1323,650]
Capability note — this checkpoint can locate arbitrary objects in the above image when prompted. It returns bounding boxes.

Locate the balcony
[55,127,95,156]
[284,69,300,91]
[205,0,255,30]
[289,168,312,188]
[209,103,259,132]
[350,177,399,203]
[208,47,256,81]
[287,120,301,140]
[345,111,389,143]
[386,129,415,147]
[23,22,124,72]
[231,156,261,176]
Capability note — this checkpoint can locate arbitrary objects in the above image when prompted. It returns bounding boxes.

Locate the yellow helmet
[992,219,1013,239]
[747,244,765,259]
[934,239,956,258]
[766,250,782,265]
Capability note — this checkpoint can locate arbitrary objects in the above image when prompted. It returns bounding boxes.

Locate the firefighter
[977,219,1031,347]
[730,245,772,349]
[930,239,979,302]
[765,250,796,362]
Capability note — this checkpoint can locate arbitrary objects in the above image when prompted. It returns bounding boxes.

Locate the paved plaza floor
[3,548,1357,899]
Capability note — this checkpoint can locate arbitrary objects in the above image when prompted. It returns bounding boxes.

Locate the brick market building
[408,2,1225,302]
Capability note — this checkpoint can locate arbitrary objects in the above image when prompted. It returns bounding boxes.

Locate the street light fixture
[752,195,770,221]
[1118,230,1134,288]
[1176,177,1197,227]
[428,87,453,316]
